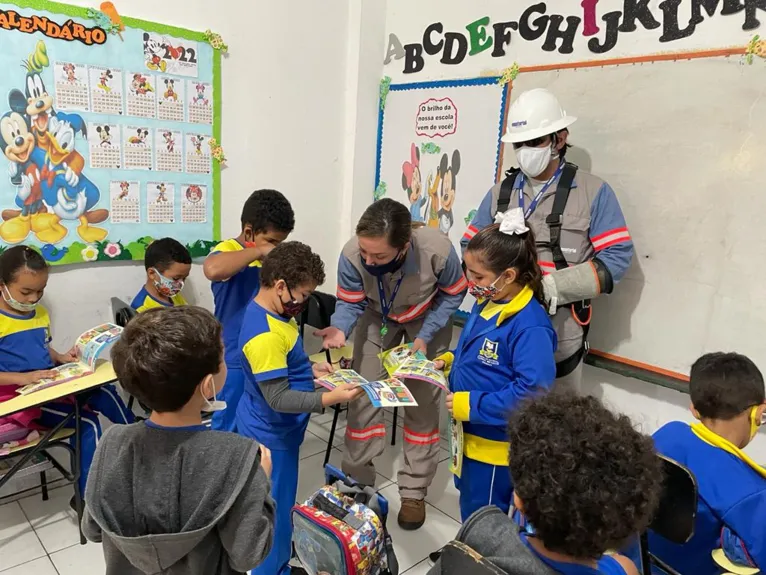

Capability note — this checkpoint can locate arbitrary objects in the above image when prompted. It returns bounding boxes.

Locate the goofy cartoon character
[36,113,109,244]
[402,143,425,222]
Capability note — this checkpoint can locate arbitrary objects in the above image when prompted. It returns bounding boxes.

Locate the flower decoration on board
[86,2,124,39]
[81,245,99,262]
[745,35,765,65]
[379,76,392,111]
[498,63,520,86]
[103,242,122,258]
[421,142,441,155]
[209,138,226,165]
[204,30,228,53]
[374,181,387,201]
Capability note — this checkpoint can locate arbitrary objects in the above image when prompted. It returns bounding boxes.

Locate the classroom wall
[43,0,354,350]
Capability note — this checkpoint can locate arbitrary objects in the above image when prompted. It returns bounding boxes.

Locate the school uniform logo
[478,338,499,366]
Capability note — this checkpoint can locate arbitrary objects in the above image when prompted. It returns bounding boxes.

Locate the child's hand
[259,444,273,478]
[445,392,454,414]
[323,383,364,407]
[58,347,78,364]
[26,370,57,384]
[433,359,446,371]
[245,241,274,262]
[410,338,428,357]
[312,362,334,379]
[314,326,346,349]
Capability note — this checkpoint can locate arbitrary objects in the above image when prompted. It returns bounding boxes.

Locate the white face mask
[516,144,556,178]
[2,285,37,313]
[201,380,226,412]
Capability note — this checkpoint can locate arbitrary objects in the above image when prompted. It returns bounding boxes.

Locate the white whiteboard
[506,57,766,374]
[376,78,507,312]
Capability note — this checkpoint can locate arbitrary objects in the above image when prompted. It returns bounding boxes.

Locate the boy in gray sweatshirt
[429,393,662,575]
[82,306,275,575]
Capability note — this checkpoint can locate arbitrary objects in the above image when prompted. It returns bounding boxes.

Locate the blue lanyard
[517,163,564,219]
[377,275,403,337]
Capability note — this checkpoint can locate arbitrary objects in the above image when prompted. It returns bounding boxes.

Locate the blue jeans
[210,366,244,432]
[455,456,513,522]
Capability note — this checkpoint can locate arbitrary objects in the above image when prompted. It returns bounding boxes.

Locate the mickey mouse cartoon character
[143,33,167,72]
[437,150,460,235]
[163,78,177,101]
[118,181,130,200]
[156,183,168,202]
[97,69,113,92]
[128,128,149,145]
[191,134,204,155]
[62,63,77,83]
[96,125,111,147]
[401,143,424,222]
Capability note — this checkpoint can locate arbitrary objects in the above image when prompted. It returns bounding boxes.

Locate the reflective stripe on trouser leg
[343,310,404,486]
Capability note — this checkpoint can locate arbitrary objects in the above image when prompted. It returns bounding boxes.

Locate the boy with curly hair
[238,241,364,575]
[651,352,766,575]
[429,392,661,575]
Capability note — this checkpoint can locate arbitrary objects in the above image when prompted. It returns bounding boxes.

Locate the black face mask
[280,287,308,319]
[360,251,404,277]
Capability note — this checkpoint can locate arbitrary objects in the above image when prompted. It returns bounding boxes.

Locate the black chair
[438,540,505,574]
[110,298,146,416]
[299,292,349,466]
[639,454,698,575]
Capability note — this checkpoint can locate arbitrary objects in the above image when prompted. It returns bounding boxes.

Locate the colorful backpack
[292,465,399,575]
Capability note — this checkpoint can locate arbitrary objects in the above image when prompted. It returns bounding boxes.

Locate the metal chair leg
[324,404,342,467]
[391,407,398,446]
[40,471,48,501]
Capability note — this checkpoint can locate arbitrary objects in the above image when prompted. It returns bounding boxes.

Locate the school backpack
[292,464,399,575]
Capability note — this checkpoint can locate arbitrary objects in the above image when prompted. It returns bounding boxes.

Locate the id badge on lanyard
[378,275,403,338]
[517,163,564,219]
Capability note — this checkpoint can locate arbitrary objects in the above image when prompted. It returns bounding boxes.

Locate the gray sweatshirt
[429,506,558,575]
[82,422,275,575]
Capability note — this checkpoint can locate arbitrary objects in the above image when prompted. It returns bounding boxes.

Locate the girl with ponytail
[434,207,557,523]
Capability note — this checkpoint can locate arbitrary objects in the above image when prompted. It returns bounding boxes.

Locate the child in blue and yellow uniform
[436,207,557,522]
[203,189,294,432]
[131,238,191,313]
[238,241,362,575]
[651,352,766,575]
[0,246,133,502]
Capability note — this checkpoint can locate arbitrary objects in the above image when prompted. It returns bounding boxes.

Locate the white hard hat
[501,88,577,144]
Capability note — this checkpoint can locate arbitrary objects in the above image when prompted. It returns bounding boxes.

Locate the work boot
[397,497,426,530]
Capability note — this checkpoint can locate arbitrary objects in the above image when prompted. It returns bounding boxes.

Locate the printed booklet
[316,369,418,408]
[448,418,464,478]
[18,323,123,395]
[379,344,449,391]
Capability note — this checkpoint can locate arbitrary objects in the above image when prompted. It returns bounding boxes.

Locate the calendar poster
[147,181,175,223]
[88,123,122,170]
[109,181,140,224]
[181,184,206,223]
[185,133,211,174]
[88,66,123,115]
[0,1,221,266]
[54,61,89,112]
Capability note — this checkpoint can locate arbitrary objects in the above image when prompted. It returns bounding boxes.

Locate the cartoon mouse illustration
[437,150,460,235]
[131,73,154,96]
[186,185,202,203]
[163,130,175,152]
[191,134,204,155]
[143,33,167,72]
[163,78,177,101]
[156,183,167,202]
[118,181,130,200]
[192,83,208,106]
[96,125,111,147]
[402,143,424,222]
[128,128,149,145]
[97,69,113,92]
[62,63,77,83]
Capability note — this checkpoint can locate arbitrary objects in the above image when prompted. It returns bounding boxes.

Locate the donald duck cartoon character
[36,112,109,244]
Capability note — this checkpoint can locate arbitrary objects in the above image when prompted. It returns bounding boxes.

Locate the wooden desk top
[0,362,118,419]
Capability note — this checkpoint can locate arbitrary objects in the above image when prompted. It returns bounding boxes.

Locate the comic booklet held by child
[17,323,123,395]
[316,370,418,408]
[379,344,449,392]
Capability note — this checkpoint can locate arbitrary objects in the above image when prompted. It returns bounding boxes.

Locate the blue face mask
[360,251,404,277]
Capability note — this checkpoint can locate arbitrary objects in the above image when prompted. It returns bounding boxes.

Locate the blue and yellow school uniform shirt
[439,286,556,466]
[130,286,187,313]
[238,300,314,450]
[0,306,54,374]
[208,239,261,367]
[651,421,766,575]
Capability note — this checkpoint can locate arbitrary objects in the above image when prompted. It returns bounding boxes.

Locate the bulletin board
[375,77,509,312]
[0,0,221,265]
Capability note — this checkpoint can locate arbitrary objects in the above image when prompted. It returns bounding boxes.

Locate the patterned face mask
[281,286,309,319]
[152,268,184,297]
[468,276,505,301]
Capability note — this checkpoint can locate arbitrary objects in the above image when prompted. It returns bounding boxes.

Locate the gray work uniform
[332,226,468,499]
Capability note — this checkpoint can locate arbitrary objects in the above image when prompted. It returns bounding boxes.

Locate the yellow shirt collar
[690,422,766,479]
[479,285,535,326]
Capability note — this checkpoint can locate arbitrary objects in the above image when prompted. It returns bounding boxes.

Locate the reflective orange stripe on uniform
[388,290,437,323]
[403,427,441,446]
[345,424,387,441]
[337,286,366,303]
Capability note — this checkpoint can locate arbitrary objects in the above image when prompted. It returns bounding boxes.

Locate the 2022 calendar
[0,0,222,265]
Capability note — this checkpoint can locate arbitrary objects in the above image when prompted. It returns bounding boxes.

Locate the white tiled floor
[0,409,459,574]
